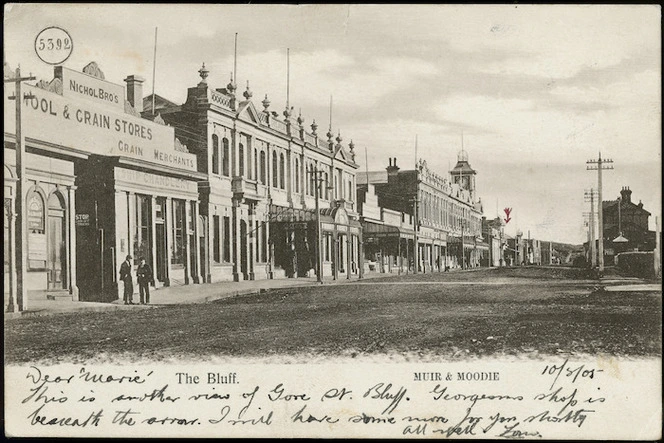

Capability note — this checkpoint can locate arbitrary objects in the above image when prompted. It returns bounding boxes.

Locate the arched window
[279,153,285,189]
[272,151,278,188]
[309,165,315,196]
[238,143,244,177]
[324,172,329,200]
[211,134,219,175]
[294,158,300,193]
[222,138,230,176]
[260,150,266,185]
[26,189,46,271]
[254,148,258,181]
[348,179,353,202]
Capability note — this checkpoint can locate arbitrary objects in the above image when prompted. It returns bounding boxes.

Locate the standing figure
[119,255,134,305]
[137,257,154,305]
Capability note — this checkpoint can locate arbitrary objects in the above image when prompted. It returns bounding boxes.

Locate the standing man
[119,255,134,305]
[136,257,154,305]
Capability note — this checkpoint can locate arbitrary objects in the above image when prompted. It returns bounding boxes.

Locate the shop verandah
[269,204,363,280]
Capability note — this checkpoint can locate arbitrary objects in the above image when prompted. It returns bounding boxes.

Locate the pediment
[237,101,261,124]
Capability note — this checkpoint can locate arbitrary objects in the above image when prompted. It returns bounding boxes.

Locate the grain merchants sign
[3,83,197,172]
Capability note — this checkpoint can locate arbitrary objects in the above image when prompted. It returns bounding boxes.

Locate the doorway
[240,220,248,279]
[47,193,66,290]
[155,197,167,283]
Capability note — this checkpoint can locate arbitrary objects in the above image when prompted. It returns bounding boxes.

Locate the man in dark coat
[119,255,134,305]
[136,257,155,305]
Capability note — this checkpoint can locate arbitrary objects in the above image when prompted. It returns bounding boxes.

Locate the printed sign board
[55,66,125,110]
[3,84,197,172]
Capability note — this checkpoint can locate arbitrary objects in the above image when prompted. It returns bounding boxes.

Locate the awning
[363,221,414,239]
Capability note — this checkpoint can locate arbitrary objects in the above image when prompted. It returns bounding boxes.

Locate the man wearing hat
[119,255,134,305]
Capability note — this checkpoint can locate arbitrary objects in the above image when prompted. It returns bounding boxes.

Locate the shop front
[4,62,202,304]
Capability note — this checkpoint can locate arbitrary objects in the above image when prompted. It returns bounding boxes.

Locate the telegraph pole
[308,166,325,283]
[5,66,36,312]
[413,135,419,274]
[584,188,598,268]
[587,153,613,274]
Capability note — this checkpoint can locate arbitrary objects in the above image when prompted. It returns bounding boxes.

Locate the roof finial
[198,62,209,85]
[311,119,318,135]
[243,80,252,99]
[227,72,236,94]
[262,94,270,111]
[297,108,304,126]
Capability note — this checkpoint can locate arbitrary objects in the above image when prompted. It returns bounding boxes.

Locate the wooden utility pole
[584,188,598,268]
[5,66,36,312]
[307,166,325,283]
[587,153,613,274]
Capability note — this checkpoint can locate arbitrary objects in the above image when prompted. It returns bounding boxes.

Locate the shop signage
[115,168,198,194]
[75,213,90,226]
[55,66,124,110]
[4,84,197,172]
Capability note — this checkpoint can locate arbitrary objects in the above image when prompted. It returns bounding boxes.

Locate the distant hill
[550,242,584,254]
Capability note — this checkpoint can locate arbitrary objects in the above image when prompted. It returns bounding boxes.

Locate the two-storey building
[152,64,363,282]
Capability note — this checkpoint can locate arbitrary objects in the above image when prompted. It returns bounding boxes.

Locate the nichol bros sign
[55,66,124,110]
[3,84,197,172]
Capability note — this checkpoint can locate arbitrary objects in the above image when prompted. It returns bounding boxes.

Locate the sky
[4,4,661,244]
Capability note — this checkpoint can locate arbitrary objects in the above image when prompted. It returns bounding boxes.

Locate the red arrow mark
[504,207,512,224]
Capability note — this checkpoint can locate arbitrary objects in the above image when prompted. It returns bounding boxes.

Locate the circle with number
[34,27,73,65]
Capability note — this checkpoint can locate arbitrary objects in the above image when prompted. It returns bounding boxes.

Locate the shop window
[222,138,230,176]
[213,215,221,263]
[134,194,152,263]
[212,134,220,175]
[255,221,260,262]
[272,151,278,188]
[223,216,231,262]
[279,153,285,189]
[171,199,185,266]
[260,151,266,185]
[27,191,46,269]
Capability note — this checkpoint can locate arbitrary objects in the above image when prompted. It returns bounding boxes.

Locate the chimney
[620,186,632,204]
[386,157,400,177]
[124,75,145,113]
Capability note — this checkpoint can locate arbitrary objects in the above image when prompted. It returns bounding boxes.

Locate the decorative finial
[336,131,342,144]
[283,105,292,120]
[349,139,355,152]
[243,80,252,99]
[198,63,209,84]
[227,72,236,94]
[297,108,304,126]
[311,119,318,135]
[327,128,334,142]
[262,94,270,111]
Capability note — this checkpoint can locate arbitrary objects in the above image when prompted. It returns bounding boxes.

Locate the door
[155,198,167,283]
[47,193,66,290]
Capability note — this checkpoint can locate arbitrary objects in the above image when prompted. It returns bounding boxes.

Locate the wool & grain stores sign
[3,83,197,172]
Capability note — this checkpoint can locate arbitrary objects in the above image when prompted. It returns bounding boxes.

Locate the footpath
[7,272,388,318]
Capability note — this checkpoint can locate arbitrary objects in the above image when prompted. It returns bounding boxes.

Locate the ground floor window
[171,199,185,266]
[223,216,231,262]
[213,215,221,263]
